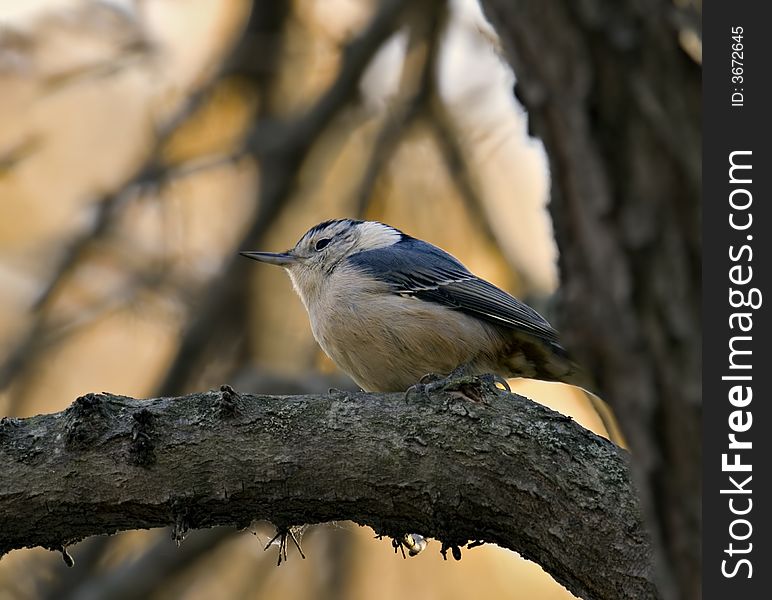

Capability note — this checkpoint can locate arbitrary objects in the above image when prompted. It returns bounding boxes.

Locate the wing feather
[347,238,561,345]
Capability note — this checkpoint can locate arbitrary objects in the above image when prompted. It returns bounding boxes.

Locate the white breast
[304,264,499,392]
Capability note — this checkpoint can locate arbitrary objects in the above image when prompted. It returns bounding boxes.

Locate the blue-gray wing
[346,238,561,345]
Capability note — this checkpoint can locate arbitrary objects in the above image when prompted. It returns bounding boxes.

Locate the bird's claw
[419,372,445,385]
[479,373,511,394]
[408,368,510,403]
[406,373,441,401]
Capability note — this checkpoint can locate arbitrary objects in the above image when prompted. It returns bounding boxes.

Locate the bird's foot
[408,365,510,403]
[405,371,444,401]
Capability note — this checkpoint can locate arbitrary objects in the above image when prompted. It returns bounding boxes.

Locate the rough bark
[477,2,701,599]
[1,385,656,600]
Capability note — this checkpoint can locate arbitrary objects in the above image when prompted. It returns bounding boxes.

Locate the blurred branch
[425,95,506,264]
[28,104,223,317]
[29,35,247,316]
[354,2,445,215]
[0,3,266,401]
[1,384,657,600]
[0,243,205,415]
[0,137,40,176]
[51,528,239,600]
[247,0,417,160]
[0,101,241,404]
[42,40,154,91]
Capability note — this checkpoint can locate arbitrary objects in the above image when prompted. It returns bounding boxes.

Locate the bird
[240,219,622,438]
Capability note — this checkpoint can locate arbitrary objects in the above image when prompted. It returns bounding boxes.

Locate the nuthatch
[241,218,585,393]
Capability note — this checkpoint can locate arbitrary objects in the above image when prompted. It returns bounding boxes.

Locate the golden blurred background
[0,1,617,598]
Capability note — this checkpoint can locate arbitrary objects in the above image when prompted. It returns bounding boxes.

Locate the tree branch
[1,383,656,600]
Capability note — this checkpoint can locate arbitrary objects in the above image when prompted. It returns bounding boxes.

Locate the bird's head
[240,219,404,302]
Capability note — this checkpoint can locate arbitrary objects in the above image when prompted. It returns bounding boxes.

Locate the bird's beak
[239,250,297,266]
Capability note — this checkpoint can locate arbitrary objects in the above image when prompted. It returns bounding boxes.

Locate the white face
[287,220,401,273]
[241,220,403,307]
[280,220,401,308]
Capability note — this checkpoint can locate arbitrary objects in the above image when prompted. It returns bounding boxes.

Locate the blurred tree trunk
[478,2,701,600]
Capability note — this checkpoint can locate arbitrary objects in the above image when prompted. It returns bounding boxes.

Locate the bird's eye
[314,238,331,251]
